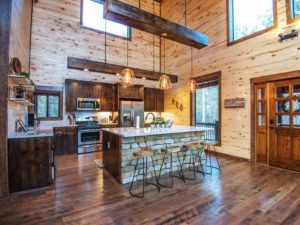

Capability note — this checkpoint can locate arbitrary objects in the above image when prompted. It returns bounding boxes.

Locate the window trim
[34,86,63,121]
[286,0,300,24]
[80,0,131,40]
[227,0,278,46]
[190,71,222,146]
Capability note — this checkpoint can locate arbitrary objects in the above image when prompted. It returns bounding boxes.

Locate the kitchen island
[102,126,208,184]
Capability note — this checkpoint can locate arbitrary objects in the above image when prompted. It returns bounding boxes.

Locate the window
[34,87,63,120]
[228,0,277,44]
[286,0,300,23]
[191,72,221,144]
[80,0,130,39]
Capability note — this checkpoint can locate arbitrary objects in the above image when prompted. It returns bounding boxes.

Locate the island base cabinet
[8,137,53,193]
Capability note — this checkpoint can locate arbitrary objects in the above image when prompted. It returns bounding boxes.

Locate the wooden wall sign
[103,0,208,49]
[224,98,246,108]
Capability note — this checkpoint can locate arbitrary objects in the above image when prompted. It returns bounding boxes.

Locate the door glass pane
[258,115,266,126]
[276,86,289,98]
[48,96,59,118]
[257,88,265,100]
[293,84,300,97]
[37,95,47,118]
[277,115,290,126]
[294,115,300,126]
[276,101,290,113]
[293,100,300,112]
[258,102,266,113]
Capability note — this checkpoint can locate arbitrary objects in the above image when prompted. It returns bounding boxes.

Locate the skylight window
[81,0,130,39]
[228,0,276,43]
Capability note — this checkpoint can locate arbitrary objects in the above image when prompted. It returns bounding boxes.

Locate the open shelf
[9,98,34,106]
[9,75,32,86]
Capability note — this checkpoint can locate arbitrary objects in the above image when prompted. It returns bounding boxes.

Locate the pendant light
[158,36,172,90]
[120,38,134,86]
[184,0,197,93]
[189,47,197,93]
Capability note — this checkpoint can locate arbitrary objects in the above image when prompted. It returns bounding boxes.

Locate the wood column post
[0,0,12,199]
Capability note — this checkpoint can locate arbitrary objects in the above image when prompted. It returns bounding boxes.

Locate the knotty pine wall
[30,0,162,128]
[161,0,300,159]
[8,0,33,136]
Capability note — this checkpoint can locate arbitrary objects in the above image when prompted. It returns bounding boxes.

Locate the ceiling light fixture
[120,38,134,86]
[158,36,172,90]
[184,0,197,93]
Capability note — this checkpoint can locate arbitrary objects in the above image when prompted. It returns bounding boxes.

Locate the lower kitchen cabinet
[8,137,54,193]
[53,126,77,155]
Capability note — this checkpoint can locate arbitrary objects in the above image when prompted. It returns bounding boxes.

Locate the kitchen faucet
[145,113,155,123]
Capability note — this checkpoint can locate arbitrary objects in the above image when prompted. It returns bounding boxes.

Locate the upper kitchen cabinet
[65,79,114,112]
[116,83,144,100]
[101,84,116,112]
[144,88,164,112]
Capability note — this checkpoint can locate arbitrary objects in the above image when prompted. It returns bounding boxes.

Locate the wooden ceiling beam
[67,57,178,83]
[103,0,208,49]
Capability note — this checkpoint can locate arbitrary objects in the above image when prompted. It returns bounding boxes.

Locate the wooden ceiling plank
[67,57,178,83]
[103,0,208,49]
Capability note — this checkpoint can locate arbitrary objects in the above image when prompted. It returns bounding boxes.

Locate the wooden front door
[268,79,300,171]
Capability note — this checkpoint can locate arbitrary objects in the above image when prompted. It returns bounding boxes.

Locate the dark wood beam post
[0,0,12,199]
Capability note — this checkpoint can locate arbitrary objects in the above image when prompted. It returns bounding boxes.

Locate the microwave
[77,98,101,111]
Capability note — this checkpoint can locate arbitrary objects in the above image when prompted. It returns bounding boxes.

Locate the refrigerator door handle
[131,109,135,127]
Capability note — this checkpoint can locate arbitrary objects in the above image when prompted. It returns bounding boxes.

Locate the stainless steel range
[77,121,102,154]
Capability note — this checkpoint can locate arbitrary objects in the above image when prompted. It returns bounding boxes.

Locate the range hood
[103,0,208,49]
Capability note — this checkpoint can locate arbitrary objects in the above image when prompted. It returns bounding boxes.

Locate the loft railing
[195,121,219,142]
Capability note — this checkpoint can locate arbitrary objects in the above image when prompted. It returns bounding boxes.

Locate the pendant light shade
[120,68,135,86]
[158,74,172,90]
[120,38,135,86]
[159,34,172,90]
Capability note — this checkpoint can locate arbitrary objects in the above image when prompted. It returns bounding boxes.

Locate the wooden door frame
[250,70,300,163]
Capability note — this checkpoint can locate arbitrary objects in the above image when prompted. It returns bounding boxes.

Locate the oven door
[77,98,101,111]
[78,129,101,146]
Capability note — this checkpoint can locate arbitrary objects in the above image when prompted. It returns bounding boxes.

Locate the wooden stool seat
[161,146,181,154]
[133,148,155,158]
[184,142,204,150]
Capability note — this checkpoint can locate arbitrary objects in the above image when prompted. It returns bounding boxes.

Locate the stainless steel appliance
[77,121,102,154]
[120,100,144,127]
[77,98,101,111]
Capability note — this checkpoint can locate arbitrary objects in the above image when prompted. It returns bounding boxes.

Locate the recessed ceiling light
[83,68,89,72]
[142,77,146,80]
[116,73,120,76]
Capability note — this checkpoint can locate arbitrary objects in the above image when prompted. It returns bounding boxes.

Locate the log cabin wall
[30,0,161,128]
[161,0,300,159]
[7,0,33,136]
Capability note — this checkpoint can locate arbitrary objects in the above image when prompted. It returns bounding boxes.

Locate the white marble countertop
[8,129,54,139]
[102,125,211,137]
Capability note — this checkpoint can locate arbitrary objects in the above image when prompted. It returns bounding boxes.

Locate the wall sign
[224,98,246,108]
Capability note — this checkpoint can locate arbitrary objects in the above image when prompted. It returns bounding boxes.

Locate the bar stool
[184,141,206,176]
[158,146,195,188]
[205,141,221,173]
[129,147,160,198]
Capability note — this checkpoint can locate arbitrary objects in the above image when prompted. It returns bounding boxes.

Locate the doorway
[252,73,300,171]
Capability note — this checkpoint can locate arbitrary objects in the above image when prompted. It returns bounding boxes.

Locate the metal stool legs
[205,144,221,173]
[129,156,160,198]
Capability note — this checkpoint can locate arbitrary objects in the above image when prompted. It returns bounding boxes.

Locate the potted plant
[15,85,26,99]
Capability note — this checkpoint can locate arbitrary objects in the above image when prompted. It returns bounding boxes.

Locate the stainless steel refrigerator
[120,101,144,127]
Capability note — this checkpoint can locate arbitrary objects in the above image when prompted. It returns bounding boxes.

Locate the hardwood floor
[1,152,300,225]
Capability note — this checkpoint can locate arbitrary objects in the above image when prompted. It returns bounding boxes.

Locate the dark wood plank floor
[1,152,300,225]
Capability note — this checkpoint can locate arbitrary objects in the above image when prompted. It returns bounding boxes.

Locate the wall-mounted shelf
[9,98,34,106]
[9,75,31,86]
